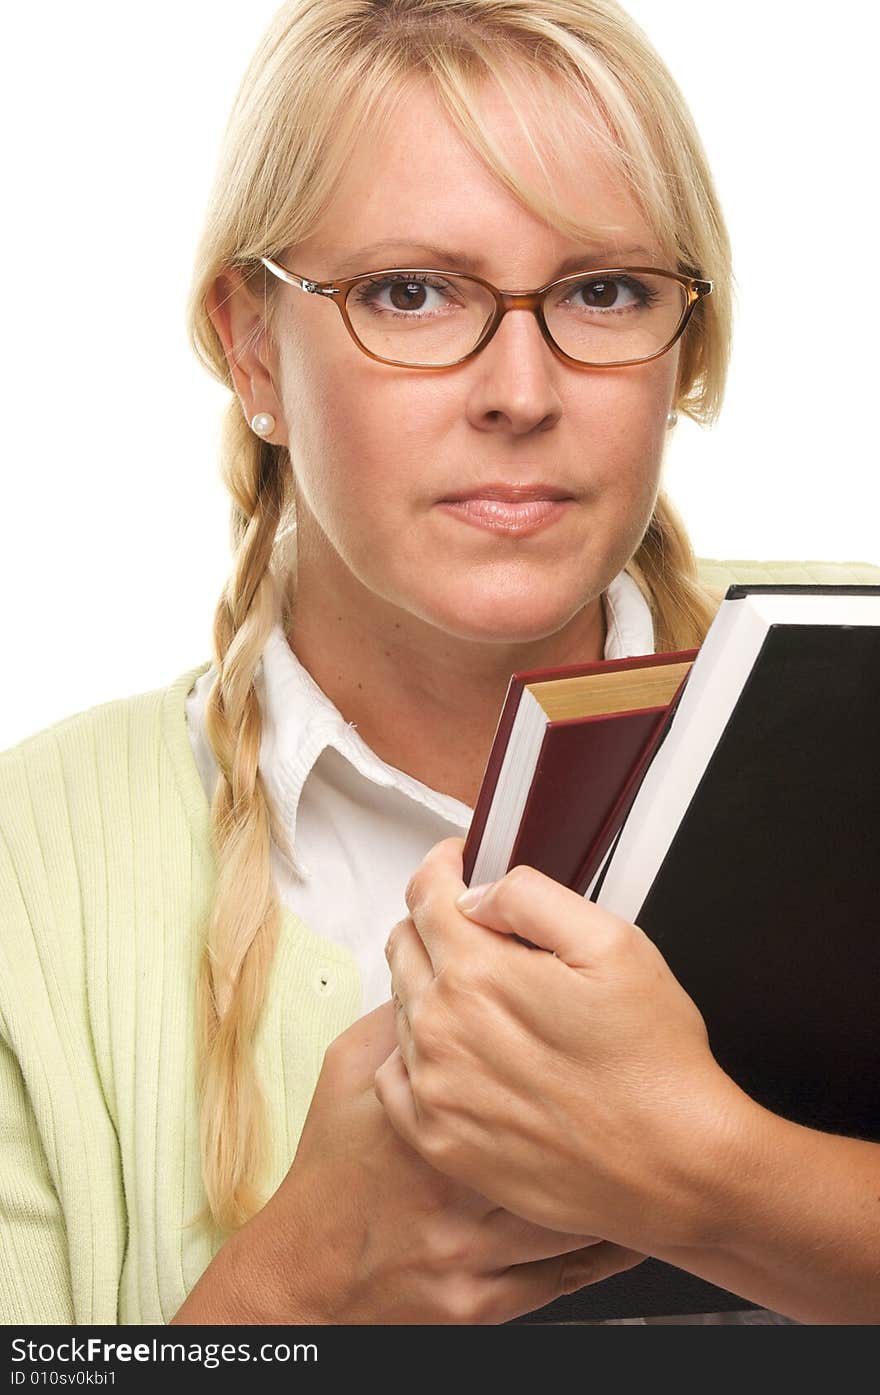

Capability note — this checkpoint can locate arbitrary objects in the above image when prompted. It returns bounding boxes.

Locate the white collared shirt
[185,569,654,1015]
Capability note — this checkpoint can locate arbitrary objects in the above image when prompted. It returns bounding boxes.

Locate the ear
[206,268,288,447]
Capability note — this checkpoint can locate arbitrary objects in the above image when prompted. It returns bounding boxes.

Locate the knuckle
[442,1276,487,1325]
[404,866,429,915]
[409,1061,449,1118]
[409,1004,448,1062]
[603,915,639,963]
[384,918,406,963]
[419,1113,458,1171]
[391,991,408,1029]
[500,863,537,905]
[435,958,498,1010]
[424,1221,470,1275]
[434,960,477,1002]
[410,1088,457,1166]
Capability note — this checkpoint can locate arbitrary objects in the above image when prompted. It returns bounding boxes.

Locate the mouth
[438,482,575,504]
[436,493,575,537]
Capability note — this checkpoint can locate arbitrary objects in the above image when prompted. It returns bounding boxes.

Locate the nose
[464,307,563,436]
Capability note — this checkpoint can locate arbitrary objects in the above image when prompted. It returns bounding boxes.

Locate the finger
[483,1243,646,1324]
[412,835,468,879]
[402,836,481,972]
[481,1207,604,1267]
[555,1241,647,1291]
[384,914,434,1060]
[455,864,634,968]
[373,1044,422,1139]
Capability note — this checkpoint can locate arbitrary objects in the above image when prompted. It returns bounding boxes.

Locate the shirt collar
[602,567,655,660]
[256,569,654,861]
[255,618,475,847]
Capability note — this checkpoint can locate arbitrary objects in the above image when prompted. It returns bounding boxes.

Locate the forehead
[296,76,660,275]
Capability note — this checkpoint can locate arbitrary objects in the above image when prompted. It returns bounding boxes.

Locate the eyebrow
[329,239,659,279]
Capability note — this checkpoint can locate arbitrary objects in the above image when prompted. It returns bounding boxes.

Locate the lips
[439,482,574,503]
[437,496,574,536]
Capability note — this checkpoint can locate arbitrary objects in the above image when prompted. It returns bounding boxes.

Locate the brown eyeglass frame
[259,255,713,370]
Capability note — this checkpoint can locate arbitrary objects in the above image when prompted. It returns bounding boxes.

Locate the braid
[193,402,297,1235]
[629,487,724,653]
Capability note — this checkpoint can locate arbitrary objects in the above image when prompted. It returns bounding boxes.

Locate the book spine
[573,666,694,897]
[725,583,880,599]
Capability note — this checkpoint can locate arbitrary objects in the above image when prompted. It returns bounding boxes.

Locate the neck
[286,554,608,811]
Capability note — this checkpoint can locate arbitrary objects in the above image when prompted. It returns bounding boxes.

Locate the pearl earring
[251,412,276,437]
[666,410,679,428]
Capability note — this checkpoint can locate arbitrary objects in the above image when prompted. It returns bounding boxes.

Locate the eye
[555,275,658,314]
[351,274,462,316]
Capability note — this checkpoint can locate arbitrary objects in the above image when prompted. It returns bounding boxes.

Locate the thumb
[489,1242,646,1322]
[455,866,629,968]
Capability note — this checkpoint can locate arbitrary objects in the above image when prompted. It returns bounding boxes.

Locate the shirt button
[314,968,334,997]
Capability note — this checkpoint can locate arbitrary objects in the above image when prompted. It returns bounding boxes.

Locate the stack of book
[463,584,880,1321]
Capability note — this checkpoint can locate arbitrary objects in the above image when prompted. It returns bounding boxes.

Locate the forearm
[169,1196,316,1325]
[653,1086,880,1324]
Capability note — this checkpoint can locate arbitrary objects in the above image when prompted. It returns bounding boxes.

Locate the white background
[1,1,877,749]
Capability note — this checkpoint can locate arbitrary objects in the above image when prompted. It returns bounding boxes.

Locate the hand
[375,838,747,1256]
[203,1000,644,1325]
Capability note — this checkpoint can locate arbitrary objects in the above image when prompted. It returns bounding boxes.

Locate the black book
[517,583,880,1323]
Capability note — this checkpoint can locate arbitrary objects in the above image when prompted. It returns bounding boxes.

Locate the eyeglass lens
[345,270,688,366]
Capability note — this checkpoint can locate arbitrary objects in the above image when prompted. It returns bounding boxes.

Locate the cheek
[581,359,675,488]
[293,356,449,500]
[279,340,376,493]
[283,363,432,557]
[579,407,666,515]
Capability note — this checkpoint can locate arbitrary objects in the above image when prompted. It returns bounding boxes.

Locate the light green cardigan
[1,559,878,1325]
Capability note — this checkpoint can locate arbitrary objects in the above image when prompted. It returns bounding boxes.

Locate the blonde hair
[186,0,734,1235]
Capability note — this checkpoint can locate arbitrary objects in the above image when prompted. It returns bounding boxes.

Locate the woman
[0,0,850,1326]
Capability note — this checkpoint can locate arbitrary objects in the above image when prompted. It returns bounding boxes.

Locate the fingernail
[456,883,495,915]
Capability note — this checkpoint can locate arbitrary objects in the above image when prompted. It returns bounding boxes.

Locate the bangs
[375,39,683,265]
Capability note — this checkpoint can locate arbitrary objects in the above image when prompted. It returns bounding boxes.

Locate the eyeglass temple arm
[260,256,340,297]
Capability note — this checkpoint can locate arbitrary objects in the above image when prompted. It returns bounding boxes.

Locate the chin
[430,589,595,646]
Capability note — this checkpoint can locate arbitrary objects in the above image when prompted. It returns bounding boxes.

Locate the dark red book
[463,649,696,896]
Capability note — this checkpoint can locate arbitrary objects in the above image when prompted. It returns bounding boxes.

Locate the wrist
[642,1083,880,1323]
[642,1065,769,1256]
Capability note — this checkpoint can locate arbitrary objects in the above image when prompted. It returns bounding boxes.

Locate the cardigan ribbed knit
[0,662,362,1325]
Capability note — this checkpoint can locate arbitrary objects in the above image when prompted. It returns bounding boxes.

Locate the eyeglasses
[259,255,712,369]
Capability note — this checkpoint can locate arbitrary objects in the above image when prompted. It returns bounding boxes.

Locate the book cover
[463,651,695,890]
[610,619,880,1140]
